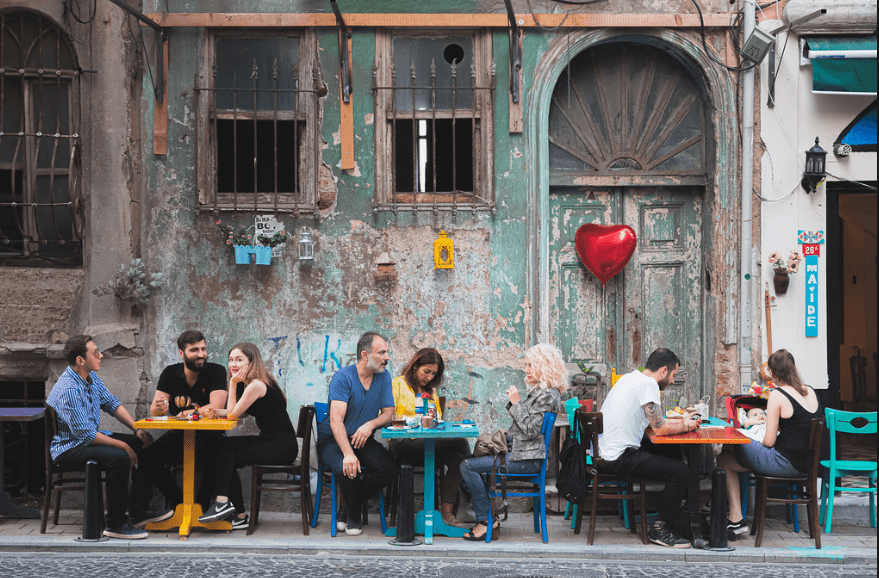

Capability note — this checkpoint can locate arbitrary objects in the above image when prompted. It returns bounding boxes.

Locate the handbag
[473,429,510,521]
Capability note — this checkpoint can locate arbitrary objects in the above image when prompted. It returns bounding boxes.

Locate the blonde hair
[525,343,569,392]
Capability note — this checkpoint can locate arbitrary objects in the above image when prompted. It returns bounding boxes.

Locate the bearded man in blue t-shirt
[317,332,397,535]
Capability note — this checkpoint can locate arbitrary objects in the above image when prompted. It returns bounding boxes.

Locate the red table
[0,408,44,519]
[647,422,749,549]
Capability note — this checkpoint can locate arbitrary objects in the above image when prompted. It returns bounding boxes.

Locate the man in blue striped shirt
[46,335,173,539]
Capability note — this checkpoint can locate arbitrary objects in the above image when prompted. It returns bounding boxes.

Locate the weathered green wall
[141,3,564,431]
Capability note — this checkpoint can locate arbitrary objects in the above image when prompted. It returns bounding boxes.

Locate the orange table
[133,417,237,539]
[647,423,749,549]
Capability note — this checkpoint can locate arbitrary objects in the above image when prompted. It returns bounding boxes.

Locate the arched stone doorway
[530,32,734,408]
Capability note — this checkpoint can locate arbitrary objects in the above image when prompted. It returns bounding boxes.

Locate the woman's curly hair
[525,343,569,392]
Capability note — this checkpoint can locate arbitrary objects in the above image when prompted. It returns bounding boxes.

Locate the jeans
[139,430,224,510]
[214,433,299,515]
[459,455,541,522]
[390,437,471,504]
[735,440,803,477]
[53,433,152,528]
[318,436,397,522]
[598,441,689,524]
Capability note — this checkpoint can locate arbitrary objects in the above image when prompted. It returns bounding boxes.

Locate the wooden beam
[144,12,735,28]
[340,34,354,170]
[153,33,169,155]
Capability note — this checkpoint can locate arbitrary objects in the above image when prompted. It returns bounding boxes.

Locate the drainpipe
[739,0,756,389]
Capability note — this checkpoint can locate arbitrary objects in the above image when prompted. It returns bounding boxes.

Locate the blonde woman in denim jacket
[459,343,566,541]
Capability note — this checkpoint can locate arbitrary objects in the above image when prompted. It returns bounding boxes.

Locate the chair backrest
[541,411,557,456]
[296,405,316,469]
[576,410,603,461]
[44,403,58,471]
[438,396,446,415]
[314,402,328,425]
[824,408,877,461]
[806,418,825,484]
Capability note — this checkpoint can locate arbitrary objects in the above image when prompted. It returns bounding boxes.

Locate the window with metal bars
[0,12,82,264]
[373,30,495,212]
[196,31,320,214]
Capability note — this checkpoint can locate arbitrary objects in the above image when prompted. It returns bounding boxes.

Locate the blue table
[381,422,479,544]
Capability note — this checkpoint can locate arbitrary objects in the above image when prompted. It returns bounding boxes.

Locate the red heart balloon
[574,224,637,286]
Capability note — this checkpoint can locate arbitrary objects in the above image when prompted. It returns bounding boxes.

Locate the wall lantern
[801,137,827,194]
[298,230,315,261]
[433,230,454,269]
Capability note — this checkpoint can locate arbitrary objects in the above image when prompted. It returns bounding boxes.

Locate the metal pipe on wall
[740,0,756,388]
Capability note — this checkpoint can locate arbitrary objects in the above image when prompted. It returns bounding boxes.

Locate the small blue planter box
[254,246,273,265]
[234,245,253,265]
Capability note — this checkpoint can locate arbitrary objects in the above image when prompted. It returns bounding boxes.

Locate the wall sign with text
[799,231,824,338]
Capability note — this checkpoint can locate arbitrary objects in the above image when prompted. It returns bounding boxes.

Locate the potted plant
[767,249,803,295]
[217,221,255,264]
[255,231,288,265]
[92,258,164,314]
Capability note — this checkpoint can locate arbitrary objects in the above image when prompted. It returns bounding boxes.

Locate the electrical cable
[753,182,798,202]
[65,0,97,26]
[825,173,878,191]
[551,0,606,5]
[526,0,570,31]
[691,0,755,72]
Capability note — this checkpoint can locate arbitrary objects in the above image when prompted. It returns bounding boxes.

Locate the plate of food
[666,407,686,418]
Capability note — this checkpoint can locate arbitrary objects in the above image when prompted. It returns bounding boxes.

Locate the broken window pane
[393,37,473,111]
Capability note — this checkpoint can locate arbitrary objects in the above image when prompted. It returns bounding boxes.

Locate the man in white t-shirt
[597,348,700,549]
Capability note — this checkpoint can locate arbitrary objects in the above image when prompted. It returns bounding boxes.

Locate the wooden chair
[751,417,824,548]
[819,409,876,532]
[247,405,316,535]
[40,404,106,533]
[574,410,648,545]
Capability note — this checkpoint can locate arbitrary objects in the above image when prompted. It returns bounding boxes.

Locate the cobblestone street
[1,553,877,578]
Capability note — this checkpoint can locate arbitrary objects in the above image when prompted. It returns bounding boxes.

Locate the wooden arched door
[547,41,708,408]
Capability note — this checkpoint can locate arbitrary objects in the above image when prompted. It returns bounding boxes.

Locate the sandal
[462,520,500,541]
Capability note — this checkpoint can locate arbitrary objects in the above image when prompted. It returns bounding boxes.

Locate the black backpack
[557,415,587,505]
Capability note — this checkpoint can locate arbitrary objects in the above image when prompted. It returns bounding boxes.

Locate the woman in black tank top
[198,343,298,528]
[716,350,822,534]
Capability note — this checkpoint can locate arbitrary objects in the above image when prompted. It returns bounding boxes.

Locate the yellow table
[133,417,237,539]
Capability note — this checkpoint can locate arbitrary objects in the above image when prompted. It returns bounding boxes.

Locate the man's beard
[367,357,387,373]
[184,357,205,372]
[657,376,672,390]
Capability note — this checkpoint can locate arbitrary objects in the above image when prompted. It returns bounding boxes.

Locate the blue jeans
[735,440,803,477]
[318,436,397,522]
[459,455,541,521]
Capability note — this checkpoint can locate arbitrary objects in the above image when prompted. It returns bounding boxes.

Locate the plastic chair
[41,404,106,533]
[310,402,386,536]
[485,411,557,543]
[574,410,648,545]
[819,408,877,533]
[751,418,824,548]
[248,405,315,535]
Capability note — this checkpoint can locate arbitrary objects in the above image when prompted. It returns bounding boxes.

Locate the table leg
[0,420,39,519]
[146,430,230,538]
[688,445,704,548]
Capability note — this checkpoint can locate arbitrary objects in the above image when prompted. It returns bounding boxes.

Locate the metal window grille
[373,35,495,214]
[0,12,82,264]
[196,35,320,215]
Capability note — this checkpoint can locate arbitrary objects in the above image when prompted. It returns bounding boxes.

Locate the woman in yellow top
[391,347,471,527]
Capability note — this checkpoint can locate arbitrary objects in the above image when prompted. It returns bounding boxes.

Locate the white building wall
[758,23,877,389]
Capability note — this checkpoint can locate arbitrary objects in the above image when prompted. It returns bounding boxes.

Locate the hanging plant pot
[234,245,253,265]
[254,246,273,265]
[773,270,790,295]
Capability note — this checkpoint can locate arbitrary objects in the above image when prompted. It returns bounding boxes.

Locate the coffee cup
[392,414,407,427]
[421,416,434,429]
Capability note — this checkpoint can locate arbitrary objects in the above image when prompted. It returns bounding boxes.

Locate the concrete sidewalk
[2,508,875,566]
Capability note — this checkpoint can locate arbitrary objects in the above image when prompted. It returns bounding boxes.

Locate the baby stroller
[724,395,768,428]
[724,394,800,530]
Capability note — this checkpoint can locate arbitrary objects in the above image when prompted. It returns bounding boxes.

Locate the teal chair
[819,408,877,533]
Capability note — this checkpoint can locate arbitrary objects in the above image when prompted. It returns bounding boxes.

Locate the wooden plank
[145,12,735,29]
[153,33,169,156]
[340,34,354,170]
[509,30,523,134]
